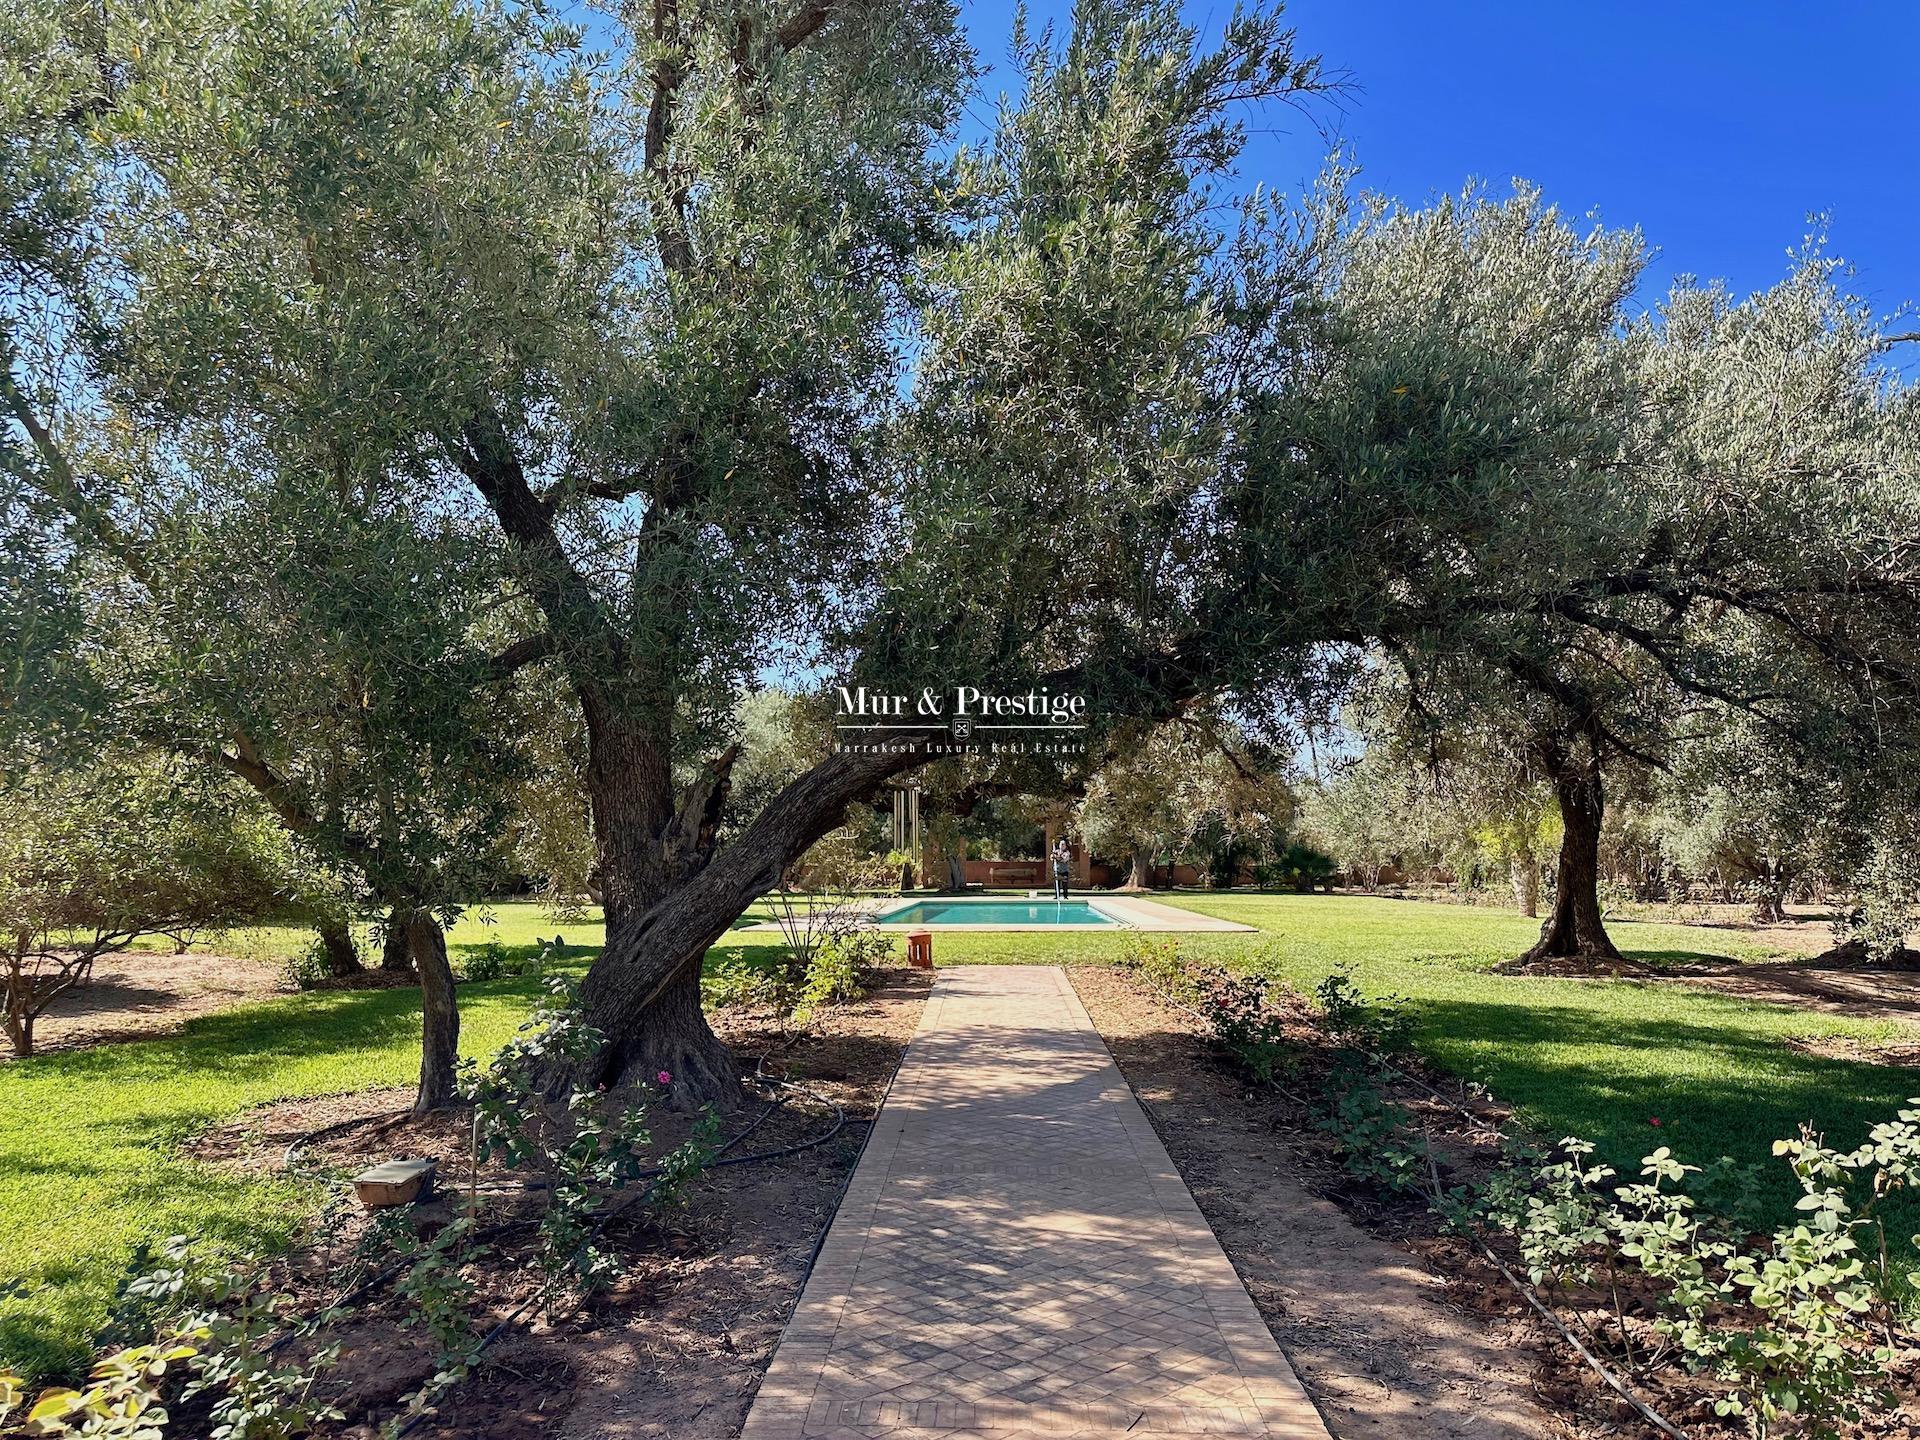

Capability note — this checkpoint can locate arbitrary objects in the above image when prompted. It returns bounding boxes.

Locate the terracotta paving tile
[740,966,1331,1440]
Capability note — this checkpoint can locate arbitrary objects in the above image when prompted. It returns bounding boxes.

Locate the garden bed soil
[1067,965,1557,1440]
[187,967,931,1439]
[16,951,290,1055]
[1070,965,1920,1440]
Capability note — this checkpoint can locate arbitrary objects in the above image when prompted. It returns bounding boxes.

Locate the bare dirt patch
[187,968,930,1439]
[17,951,289,1055]
[1068,965,1559,1440]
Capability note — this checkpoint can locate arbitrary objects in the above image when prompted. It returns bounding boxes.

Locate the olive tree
[0,759,288,1056]
[1259,186,1920,964]
[11,0,1920,1093]
[1078,720,1291,890]
[7,0,1349,1102]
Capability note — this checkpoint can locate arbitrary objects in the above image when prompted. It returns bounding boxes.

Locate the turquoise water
[878,899,1117,926]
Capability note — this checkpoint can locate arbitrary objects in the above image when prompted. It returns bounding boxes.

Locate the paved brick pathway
[741,966,1331,1439]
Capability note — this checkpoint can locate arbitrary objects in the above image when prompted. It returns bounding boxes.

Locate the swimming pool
[875,898,1118,926]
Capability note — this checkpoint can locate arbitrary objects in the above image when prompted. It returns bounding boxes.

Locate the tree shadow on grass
[1407,992,1920,1228]
[1617,947,1765,971]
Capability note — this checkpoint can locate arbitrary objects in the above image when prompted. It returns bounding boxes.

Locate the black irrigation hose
[1140,970,1693,1439]
[388,1075,857,1438]
[283,1107,413,1176]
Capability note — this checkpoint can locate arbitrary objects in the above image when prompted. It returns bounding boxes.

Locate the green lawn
[6,892,1918,1384]
[1151,894,1920,1185]
[887,892,1920,1192]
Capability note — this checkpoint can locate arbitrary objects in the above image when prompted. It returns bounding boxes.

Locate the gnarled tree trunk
[317,918,363,977]
[1120,847,1152,891]
[3,942,34,1057]
[406,909,460,1114]
[1521,735,1623,966]
[380,907,413,972]
[571,747,910,1104]
[1509,848,1539,918]
[1751,857,1790,923]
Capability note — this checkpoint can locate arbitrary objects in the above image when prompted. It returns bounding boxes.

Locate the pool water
[876,899,1117,926]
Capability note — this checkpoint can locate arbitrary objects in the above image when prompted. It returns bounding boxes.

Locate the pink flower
[1649,1116,1662,1127]
[657,1070,673,1086]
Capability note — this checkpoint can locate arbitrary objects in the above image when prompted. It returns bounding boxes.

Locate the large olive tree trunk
[406,909,460,1114]
[1520,737,1622,966]
[1121,847,1153,891]
[570,748,910,1103]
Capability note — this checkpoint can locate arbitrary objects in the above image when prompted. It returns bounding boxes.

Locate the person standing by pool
[1050,839,1072,900]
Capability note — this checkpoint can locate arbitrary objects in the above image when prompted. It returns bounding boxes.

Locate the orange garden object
[906,929,933,970]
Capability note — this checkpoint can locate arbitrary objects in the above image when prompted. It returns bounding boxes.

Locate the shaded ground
[19,952,289,1055]
[1661,950,1920,1060]
[189,969,930,1439]
[1069,966,1559,1440]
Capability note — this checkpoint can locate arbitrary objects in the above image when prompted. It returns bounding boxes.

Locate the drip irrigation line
[283,1107,413,1175]
[1473,1231,1690,1439]
[1143,970,1691,1440]
[388,1073,856,1438]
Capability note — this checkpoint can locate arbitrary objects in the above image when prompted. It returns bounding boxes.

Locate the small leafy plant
[458,978,720,1306]
[1313,1063,1428,1193]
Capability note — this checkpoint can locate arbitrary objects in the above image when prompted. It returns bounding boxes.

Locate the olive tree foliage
[1075,718,1291,889]
[1,0,619,1105]
[0,758,291,1056]
[7,0,1362,1101]
[1347,682,1561,913]
[1295,749,1424,892]
[10,0,1919,1103]
[1253,184,1920,964]
[1650,709,1845,921]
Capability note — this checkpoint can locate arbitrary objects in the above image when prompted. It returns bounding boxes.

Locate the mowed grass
[0,904,611,1383]
[1150,895,1920,1185]
[7,893,1920,1381]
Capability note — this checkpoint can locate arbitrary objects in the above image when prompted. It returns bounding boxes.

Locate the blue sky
[957,1,1920,327]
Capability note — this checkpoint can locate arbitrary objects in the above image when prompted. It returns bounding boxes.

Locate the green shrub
[459,978,719,1305]
[1194,970,1297,1084]
[278,942,334,992]
[703,958,777,1011]
[1117,933,1189,999]
[1313,966,1414,1055]
[1449,1105,1920,1436]
[18,1236,344,1440]
[1315,1065,1428,1193]
[1278,843,1337,893]
[460,938,513,982]
[793,930,891,1024]
[459,936,557,983]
